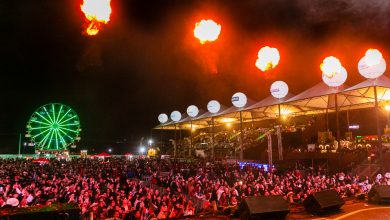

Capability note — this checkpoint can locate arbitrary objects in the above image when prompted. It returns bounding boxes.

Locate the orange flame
[320,56,342,78]
[364,49,382,66]
[194,19,221,44]
[255,46,280,71]
[81,0,112,36]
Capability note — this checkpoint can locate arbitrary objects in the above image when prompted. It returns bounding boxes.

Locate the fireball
[255,46,280,72]
[320,56,342,78]
[81,0,112,36]
[194,19,221,44]
[364,49,382,66]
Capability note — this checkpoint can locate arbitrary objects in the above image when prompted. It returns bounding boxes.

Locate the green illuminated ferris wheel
[26,103,81,151]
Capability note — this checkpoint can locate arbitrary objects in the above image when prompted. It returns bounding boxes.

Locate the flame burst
[255,46,280,72]
[320,56,342,78]
[81,0,112,36]
[364,49,383,66]
[194,19,221,44]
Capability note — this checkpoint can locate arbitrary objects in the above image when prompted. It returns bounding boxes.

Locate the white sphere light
[207,100,221,113]
[158,113,168,124]
[187,105,199,117]
[322,66,347,87]
[270,81,289,99]
[358,57,386,79]
[231,92,248,108]
[170,111,182,122]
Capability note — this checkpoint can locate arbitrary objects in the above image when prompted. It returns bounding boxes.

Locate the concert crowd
[0,158,389,219]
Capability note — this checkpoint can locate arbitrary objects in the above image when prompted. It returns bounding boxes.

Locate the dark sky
[1,0,390,152]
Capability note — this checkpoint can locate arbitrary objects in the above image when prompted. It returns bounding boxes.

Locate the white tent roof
[339,75,390,111]
[154,75,390,130]
[286,82,349,109]
[247,93,295,110]
[245,93,302,120]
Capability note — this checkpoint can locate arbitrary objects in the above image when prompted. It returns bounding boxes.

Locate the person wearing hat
[3,197,19,208]
[286,191,294,203]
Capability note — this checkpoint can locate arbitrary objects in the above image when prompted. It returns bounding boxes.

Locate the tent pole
[174,125,177,158]
[190,121,193,157]
[335,93,340,141]
[240,111,243,161]
[326,108,329,131]
[251,112,254,127]
[211,117,215,159]
[161,126,164,153]
[267,131,272,167]
[179,127,183,158]
[374,86,383,168]
[278,104,283,160]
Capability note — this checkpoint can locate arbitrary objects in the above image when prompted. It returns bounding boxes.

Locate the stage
[194,201,390,220]
[288,201,390,220]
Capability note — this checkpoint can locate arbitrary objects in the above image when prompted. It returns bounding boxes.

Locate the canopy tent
[341,75,390,110]
[154,101,253,130]
[154,90,337,130]
[154,111,217,130]
[32,158,49,163]
[154,76,390,131]
[153,73,390,163]
[158,113,191,130]
[97,152,111,157]
[203,98,257,126]
[246,93,299,120]
[286,82,348,111]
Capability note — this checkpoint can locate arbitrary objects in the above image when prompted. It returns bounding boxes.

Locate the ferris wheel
[26,103,81,151]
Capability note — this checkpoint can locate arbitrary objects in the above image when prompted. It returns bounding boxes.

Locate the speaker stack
[303,190,345,214]
[239,195,290,220]
[368,185,390,204]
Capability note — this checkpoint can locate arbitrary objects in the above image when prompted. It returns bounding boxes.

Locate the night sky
[1,0,390,153]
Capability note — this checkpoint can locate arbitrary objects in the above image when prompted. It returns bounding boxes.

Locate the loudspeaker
[368,185,390,204]
[303,190,344,214]
[0,203,81,220]
[239,196,289,220]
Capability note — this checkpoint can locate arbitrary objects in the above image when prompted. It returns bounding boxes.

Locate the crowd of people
[0,157,389,219]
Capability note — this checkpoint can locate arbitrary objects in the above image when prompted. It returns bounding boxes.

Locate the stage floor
[288,201,390,220]
[197,201,390,219]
